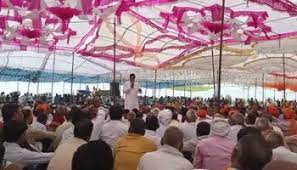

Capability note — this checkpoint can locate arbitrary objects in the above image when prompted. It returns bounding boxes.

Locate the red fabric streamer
[200,4,233,21]
[19,28,41,39]
[0,16,5,29]
[202,21,231,34]
[47,7,81,32]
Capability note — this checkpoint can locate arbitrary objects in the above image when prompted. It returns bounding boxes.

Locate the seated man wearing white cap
[156,109,173,138]
[193,117,236,170]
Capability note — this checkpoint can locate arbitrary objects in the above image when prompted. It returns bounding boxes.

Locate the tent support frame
[217,0,226,106]
[211,45,216,97]
[51,51,56,103]
[70,52,75,103]
[282,53,286,100]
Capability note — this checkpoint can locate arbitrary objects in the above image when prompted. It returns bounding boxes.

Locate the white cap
[158,109,173,126]
[211,118,230,137]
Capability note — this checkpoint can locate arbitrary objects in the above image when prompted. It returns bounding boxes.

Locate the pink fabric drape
[47,7,81,32]
[250,0,297,16]
[81,0,92,14]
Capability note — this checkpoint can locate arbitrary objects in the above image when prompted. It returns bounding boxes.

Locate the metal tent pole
[172,71,175,97]
[79,79,82,90]
[113,17,117,105]
[145,81,147,96]
[254,78,257,99]
[282,53,286,101]
[62,81,65,94]
[274,89,276,101]
[211,46,216,96]
[183,82,186,98]
[17,79,20,92]
[27,78,31,101]
[37,79,40,95]
[247,86,250,99]
[158,83,161,97]
[51,52,56,103]
[70,52,75,103]
[154,70,157,98]
[96,76,99,89]
[262,73,265,102]
[190,79,192,98]
[217,0,226,106]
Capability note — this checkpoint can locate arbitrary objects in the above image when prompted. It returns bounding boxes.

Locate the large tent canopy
[0,0,297,87]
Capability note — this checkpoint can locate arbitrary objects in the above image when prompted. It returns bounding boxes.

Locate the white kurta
[3,142,53,166]
[90,108,107,141]
[227,125,243,142]
[178,122,197,142]
[272,146,297,164]
[99,120,128,147]
[138,145,193,170]
[31,122,47,131]
[123,81,140,111]
[145,130,161,148]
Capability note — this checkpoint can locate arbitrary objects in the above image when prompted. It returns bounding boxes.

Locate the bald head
[162,126,183,150]
[185,109,197,123]
[229,113,245,126]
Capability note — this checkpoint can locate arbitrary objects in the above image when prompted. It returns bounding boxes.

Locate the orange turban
[268,104,280,118]
[197,109,207,118]
[284,108,296,120]
[35,103,51,114]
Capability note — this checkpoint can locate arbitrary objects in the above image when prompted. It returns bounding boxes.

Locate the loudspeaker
[110,82,120,97]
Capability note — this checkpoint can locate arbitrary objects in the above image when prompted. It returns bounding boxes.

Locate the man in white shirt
[60,107,87,144]
[31,114,48,131]
[99,106,128,147]
[3,121,53,166]
[48,119,93,170]
[30,113,48,152]
[228,112,245,141]
[178,109,197,142]
[138,126,193,170]
[156,109,173,138]
[52,108,74,150]
[145,114,161,147]
[123,74,141,111]
[266,132,297,164]
[90,107,108,141]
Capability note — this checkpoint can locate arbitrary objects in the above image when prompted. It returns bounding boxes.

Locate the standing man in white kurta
[123,74,141,111]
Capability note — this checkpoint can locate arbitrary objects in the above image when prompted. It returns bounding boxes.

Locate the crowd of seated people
[0,96,297,170]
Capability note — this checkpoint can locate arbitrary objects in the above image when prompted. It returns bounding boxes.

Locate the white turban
[211,118,230,137]
[158,109,173,126]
